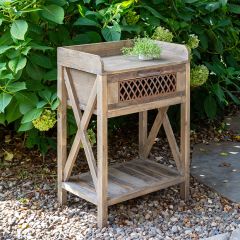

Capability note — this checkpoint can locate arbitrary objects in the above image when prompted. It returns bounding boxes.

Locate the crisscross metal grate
[119,73,177,102]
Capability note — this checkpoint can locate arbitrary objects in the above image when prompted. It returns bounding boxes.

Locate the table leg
[97,75,108,228]
[139,111,148,159]
[57,65,67,205]
[180,63,190,200]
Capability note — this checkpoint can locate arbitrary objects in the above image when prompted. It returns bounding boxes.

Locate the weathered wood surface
[97,75,108,228]
[63,158,184,207]
[180,62,190,200]
[57,64,67,205]
[58,40,188,74]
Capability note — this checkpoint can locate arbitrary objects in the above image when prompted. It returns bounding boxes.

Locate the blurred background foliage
[0,0,239,153]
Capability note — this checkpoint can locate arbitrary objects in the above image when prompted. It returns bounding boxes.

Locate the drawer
[107,64,186,106]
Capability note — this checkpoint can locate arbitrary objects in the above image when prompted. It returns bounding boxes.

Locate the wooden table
[57,40,190,227]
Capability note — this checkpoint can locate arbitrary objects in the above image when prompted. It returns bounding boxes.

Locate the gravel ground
[1,176,240,240]
[1,124,240,239]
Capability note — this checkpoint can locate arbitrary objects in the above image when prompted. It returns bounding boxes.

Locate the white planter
[138,54,153,61]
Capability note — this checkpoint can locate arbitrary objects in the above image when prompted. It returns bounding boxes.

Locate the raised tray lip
[57,40,189,75]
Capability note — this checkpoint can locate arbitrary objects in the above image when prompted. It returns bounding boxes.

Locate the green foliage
[0,0,239,153]
[32,109,57,131]
[122,37,162,59]
[191,65,209,88]
[152,26,173,42]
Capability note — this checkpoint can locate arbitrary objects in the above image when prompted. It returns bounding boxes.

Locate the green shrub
[0,0,239,153]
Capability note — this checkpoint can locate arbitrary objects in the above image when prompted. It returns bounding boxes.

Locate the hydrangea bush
[0,0,239,153]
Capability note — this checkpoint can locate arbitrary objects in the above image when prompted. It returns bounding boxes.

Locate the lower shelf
[62,158,184,206]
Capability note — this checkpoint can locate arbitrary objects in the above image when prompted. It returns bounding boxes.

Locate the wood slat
[108,96,183,118]
[163,114,182,173]
[143,107,168,158]
[62,182,97,205]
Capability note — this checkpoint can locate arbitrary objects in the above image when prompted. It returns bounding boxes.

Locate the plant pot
[138,54,153,61]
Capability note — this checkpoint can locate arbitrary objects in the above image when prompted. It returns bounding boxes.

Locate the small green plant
[122,37,162,60]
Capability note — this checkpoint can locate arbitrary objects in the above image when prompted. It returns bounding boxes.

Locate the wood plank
[143,107,168,158]
[57,64,67,205]
[57,47,103,74]
[126,162,167,181]
[64,67,82,125]
[115,165,159,184]
[63,129,82,182]
[80,79,97,131]
[108,176,184,206]
[62,182,97,205]
[102,54,188,74]
[163,114,182,173]
[109,168,148,188]
[180,62,190,200]
[67,101,98,115]
[97,75,108,228]
[107,64,185,83]
[139,111,148,158]
[108,96,183,118]
[138,159,179,176]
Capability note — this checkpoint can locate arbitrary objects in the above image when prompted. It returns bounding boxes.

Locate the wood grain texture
[57,64,67,205]
[97,75,108,228]
[63,158,184,207]
[180,63,190,200]
[163,114,182,173]
[57,47,103,74]
[139,111,148,159]
[143,107,168,158]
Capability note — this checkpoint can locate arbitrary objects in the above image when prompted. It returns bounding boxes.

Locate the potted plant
[122,37,162,60]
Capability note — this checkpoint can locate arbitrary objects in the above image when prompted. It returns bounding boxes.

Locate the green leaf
[0,46,13,54]
[101,25,121,42]
[51,99,60,110]
[142,6,165,20]
[43,69,57,81]
[47,0,67,6]
[205,2,221,12]
[204,95,217,119]
[37,101,47,109]
[74,17,100,27]
[39,90,52,102]
[229,4,240,14]
[7,82,26,93]
[225,90,240,105]
[41,5,65,24]
[5,100,22,123]
[10,20,28,40]
[29,43,53,51]
[0,93,12,113]
[8,57,27,73]
[30,53,53,69]
[21,108,43,124]
[212,84,225,103]
[0,113,5,125]
[18,122,33,132]
[26,61,44,81]
[15,92,38,114]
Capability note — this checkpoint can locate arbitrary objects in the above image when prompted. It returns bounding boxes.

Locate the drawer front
[118,72,177,102]
[107,64,186,106]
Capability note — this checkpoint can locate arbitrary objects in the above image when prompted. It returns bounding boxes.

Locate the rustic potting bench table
[57,40,190,227]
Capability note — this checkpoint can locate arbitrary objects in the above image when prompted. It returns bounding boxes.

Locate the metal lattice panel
[119,73,177,102]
